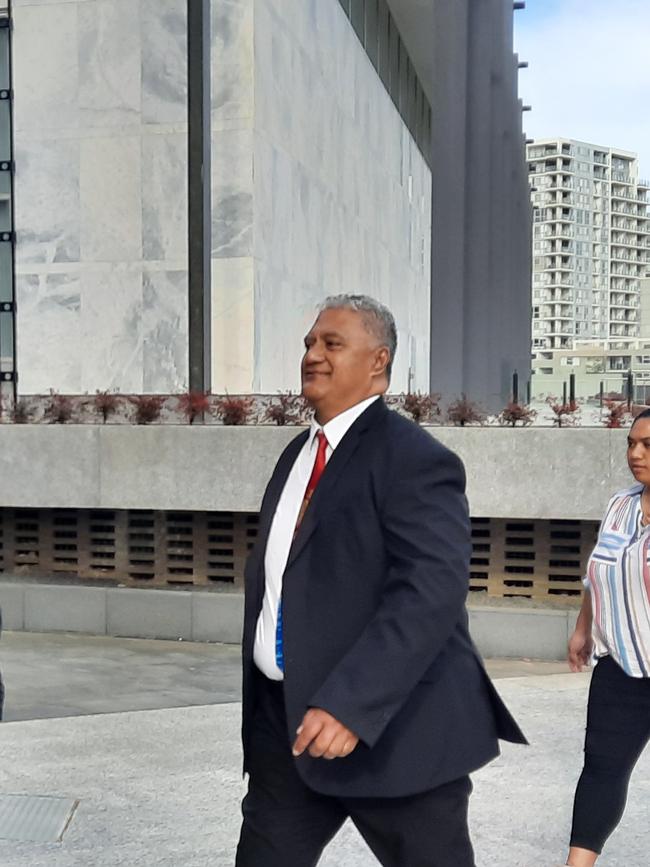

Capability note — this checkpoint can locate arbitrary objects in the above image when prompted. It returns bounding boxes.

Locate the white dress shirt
[253,395,381,680]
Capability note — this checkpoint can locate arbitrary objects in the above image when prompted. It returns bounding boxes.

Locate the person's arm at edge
[568,591,593,673]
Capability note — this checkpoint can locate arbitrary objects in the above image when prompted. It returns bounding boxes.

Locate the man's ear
[372,347,390,378]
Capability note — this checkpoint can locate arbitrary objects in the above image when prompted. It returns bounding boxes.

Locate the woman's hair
[632,408,650,427]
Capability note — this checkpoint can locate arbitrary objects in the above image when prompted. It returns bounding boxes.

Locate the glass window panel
[0,101,10,159]
[0,240,11,302]
[0,310,12,361]
[0,199,10,232]
[0,31,9,87]
[378,0,389,87]
[364,0,378,69]
[407,60,416,131]
[350,0,364,40]
[388,17,399,106]
[399,41,408,116]
[0,168,10,198]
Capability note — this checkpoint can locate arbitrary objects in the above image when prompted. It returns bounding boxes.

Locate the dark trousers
[570,655,650,854]
[236,674,476,867]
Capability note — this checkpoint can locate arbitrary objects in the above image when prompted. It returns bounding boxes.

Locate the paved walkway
[0,633,647,866]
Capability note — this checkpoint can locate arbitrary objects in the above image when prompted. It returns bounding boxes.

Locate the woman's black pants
[570,655,650,853]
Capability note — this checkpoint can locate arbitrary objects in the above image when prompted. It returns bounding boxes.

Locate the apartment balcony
[610,324,639,337]
[548,226,574,239]
[611,187,648,203]
[610,251,645,263]
[547,180,574,191]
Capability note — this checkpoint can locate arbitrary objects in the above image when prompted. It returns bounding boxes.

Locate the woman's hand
[568,627,593,672]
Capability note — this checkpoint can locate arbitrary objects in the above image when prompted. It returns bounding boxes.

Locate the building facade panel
[250,0,431,394]
[12,0,191,395]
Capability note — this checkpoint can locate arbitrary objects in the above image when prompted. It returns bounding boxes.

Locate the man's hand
[568,627,593,673]
[292,708,359,760]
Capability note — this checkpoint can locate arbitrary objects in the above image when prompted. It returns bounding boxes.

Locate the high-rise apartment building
[527,138,650,351]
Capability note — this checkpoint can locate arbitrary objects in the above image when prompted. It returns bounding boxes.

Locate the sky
[514,0,650,177]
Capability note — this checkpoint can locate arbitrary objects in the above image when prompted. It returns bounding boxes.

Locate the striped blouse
[585,483,650,677]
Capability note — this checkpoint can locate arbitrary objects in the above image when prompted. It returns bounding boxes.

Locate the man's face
[301,307,388,422]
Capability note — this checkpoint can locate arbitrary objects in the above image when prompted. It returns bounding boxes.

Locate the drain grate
[0,794,78,843]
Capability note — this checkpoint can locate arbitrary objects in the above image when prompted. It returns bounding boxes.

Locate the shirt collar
[308,395,381,451]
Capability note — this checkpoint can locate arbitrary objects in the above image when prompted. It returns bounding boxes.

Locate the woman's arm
[567,591,593,672]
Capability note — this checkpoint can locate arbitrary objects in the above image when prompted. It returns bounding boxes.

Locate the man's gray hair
[319,294,397,380]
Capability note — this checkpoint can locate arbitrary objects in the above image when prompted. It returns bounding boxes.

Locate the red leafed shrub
[497,402,537,427]
[11,399,32,424]
[446,394,485,427]
[177,391,211,424]
[94,390,122,424]
[402,392,441,424]
[603,400,631,429]
[214,395,255,426]
[130,395,164,425]
[45,391,74,424]
[546,396,580,427]
[264,392,308,426]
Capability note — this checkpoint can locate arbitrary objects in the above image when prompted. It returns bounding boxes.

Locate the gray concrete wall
[0,424,631,519]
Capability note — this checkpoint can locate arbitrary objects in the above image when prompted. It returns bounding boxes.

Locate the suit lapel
[285,398,387,570]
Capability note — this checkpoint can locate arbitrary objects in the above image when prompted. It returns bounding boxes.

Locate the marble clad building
[0,0,530,406]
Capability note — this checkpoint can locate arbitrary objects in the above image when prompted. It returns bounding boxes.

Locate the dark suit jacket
[242,398,526,798]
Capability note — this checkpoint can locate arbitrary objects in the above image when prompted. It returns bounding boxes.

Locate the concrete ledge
[107,587,193,640]
[0,581,576,659]
[467,607,572,661]
[0,424,631,519]
[24,584,107,635]
[0,583,25,630]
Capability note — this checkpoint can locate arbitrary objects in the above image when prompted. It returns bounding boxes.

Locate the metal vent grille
[0,794,78,843]
[0,508,598,600]
[469,517,598,600]
[0,508,259,589]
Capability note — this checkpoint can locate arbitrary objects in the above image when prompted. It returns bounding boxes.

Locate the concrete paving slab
[0,632,572,723]
[0,632,241,722]
[0,676,647,866]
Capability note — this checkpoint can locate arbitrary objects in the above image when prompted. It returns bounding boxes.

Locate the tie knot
[316,430,328,449]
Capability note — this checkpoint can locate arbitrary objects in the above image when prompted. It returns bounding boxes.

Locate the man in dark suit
[236,295,526,866]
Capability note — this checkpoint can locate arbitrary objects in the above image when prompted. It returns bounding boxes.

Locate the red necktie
[276,431,329,671]
[295,430,328,532]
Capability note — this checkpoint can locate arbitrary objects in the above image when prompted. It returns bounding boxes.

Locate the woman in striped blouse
[560,408,650,867]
